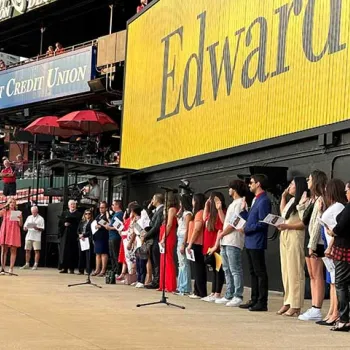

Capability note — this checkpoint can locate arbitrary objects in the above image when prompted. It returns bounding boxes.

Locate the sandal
[91,271,100,276]
[276,305,290,315]
[283,308,300,317]
[330,323,350,332]
[97,272,106,277]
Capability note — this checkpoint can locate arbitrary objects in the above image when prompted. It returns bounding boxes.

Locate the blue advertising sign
[0,46,95,110]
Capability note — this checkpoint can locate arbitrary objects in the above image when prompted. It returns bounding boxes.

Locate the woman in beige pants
[277,177,308,317]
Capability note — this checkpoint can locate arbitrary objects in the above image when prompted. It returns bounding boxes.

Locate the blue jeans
[176,236,192,293]
[221,245,244,299]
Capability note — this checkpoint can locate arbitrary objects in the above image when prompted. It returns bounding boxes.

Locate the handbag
[302,202,314,226]
[105,270,116,284]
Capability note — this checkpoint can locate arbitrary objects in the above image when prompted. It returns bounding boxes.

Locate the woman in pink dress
[159,194,179,292]
[0,199,23,275]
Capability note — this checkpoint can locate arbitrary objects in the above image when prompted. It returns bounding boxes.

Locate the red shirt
[2,167,16,184]
[202,213,225,254]
[137,4,145,12]
[255,191,265,200]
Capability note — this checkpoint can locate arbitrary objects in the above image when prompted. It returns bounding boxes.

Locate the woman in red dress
[159,194,179,292]
[0,199,23,275]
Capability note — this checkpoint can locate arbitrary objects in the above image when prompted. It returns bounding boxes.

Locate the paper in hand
[10,210,21,222]
[228,214,246,230]
[98,219,107,226]
[91,220,98,235]
[186,249,195,262]
[113,218,124,232]
[260,214,284,227]
[159,242,165,254]
[26,222,36,229]
[79,238,90,251]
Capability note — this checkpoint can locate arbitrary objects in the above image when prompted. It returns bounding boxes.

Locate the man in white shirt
[215,180,248,307]
[21,206,45,270]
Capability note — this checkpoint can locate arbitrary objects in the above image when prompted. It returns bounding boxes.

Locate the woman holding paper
[176,195,193,295]
[187,193,206,298]
[318,179,346,326]
[92,201,110,277]
[201,192,226,302]
[159,194,179,292]
[277,177,308,317]
[77,210,93,275]
[0,198,22,275]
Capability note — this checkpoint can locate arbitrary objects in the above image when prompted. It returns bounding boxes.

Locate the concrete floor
[0,268,348,350]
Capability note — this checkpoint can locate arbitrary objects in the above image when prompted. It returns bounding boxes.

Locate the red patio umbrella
[57,110,118,134]
[24,116,82,138]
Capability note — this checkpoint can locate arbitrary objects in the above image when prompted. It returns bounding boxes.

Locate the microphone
[159,186,178,193]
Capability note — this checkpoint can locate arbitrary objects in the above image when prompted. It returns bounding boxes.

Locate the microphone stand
[136,189,185,309]
[68,234,101,289]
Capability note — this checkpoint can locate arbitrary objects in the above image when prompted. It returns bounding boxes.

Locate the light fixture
[112,134,120,139]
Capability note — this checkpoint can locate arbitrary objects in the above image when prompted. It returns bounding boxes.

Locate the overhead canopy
[43,159,135,177]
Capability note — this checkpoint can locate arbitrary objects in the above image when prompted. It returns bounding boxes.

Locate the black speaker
[88,77,106,92]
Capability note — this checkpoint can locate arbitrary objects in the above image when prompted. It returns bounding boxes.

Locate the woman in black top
[92,201,110,277]
[327,181,350,332]
[77,210,93,275]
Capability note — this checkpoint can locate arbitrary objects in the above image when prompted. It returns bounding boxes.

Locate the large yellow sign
[122,0,349,169]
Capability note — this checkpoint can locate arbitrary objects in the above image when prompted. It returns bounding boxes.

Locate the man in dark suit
[239,174,272,311]
[144,193,164,289]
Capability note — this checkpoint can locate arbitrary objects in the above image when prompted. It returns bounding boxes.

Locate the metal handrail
[0,39,98,72]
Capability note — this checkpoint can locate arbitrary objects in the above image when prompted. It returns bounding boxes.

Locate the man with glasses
[239,174,271,311]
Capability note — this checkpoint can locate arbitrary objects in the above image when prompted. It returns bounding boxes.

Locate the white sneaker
[201,295,217,303]
[215,297,231,304]
[226,297,243,307]
[135,282,144,288]
[20,264,30,270]
[298,307,322,321]
[189,294,201,299]
[130,282,137,286]
[32,265,38,270]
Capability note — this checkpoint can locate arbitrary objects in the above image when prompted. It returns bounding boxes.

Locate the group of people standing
[277,170,350,332]
[0,169,349,333]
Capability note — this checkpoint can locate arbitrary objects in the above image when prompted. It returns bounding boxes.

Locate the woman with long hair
[92,201,110,277]
[0,199,22,275]
[175,194,193,295]
[187,193,206,299]
[116,201,138,282]
[298,170,328,322]
[201,192,226,302]
[77,209,93,275]
[317,179,346,326]
[277,177,308,316]
[159,193,179,292]
[325,180,350,331]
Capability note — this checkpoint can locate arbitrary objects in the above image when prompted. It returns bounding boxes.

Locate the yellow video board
[122,0,349,169]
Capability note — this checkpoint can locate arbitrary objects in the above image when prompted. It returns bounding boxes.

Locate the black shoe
[59,269,68,274]
[239,300,256,309]
[317,319,338,326]
[249,303,268,312]
[69,270,75,274]
[145,283,159,289]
